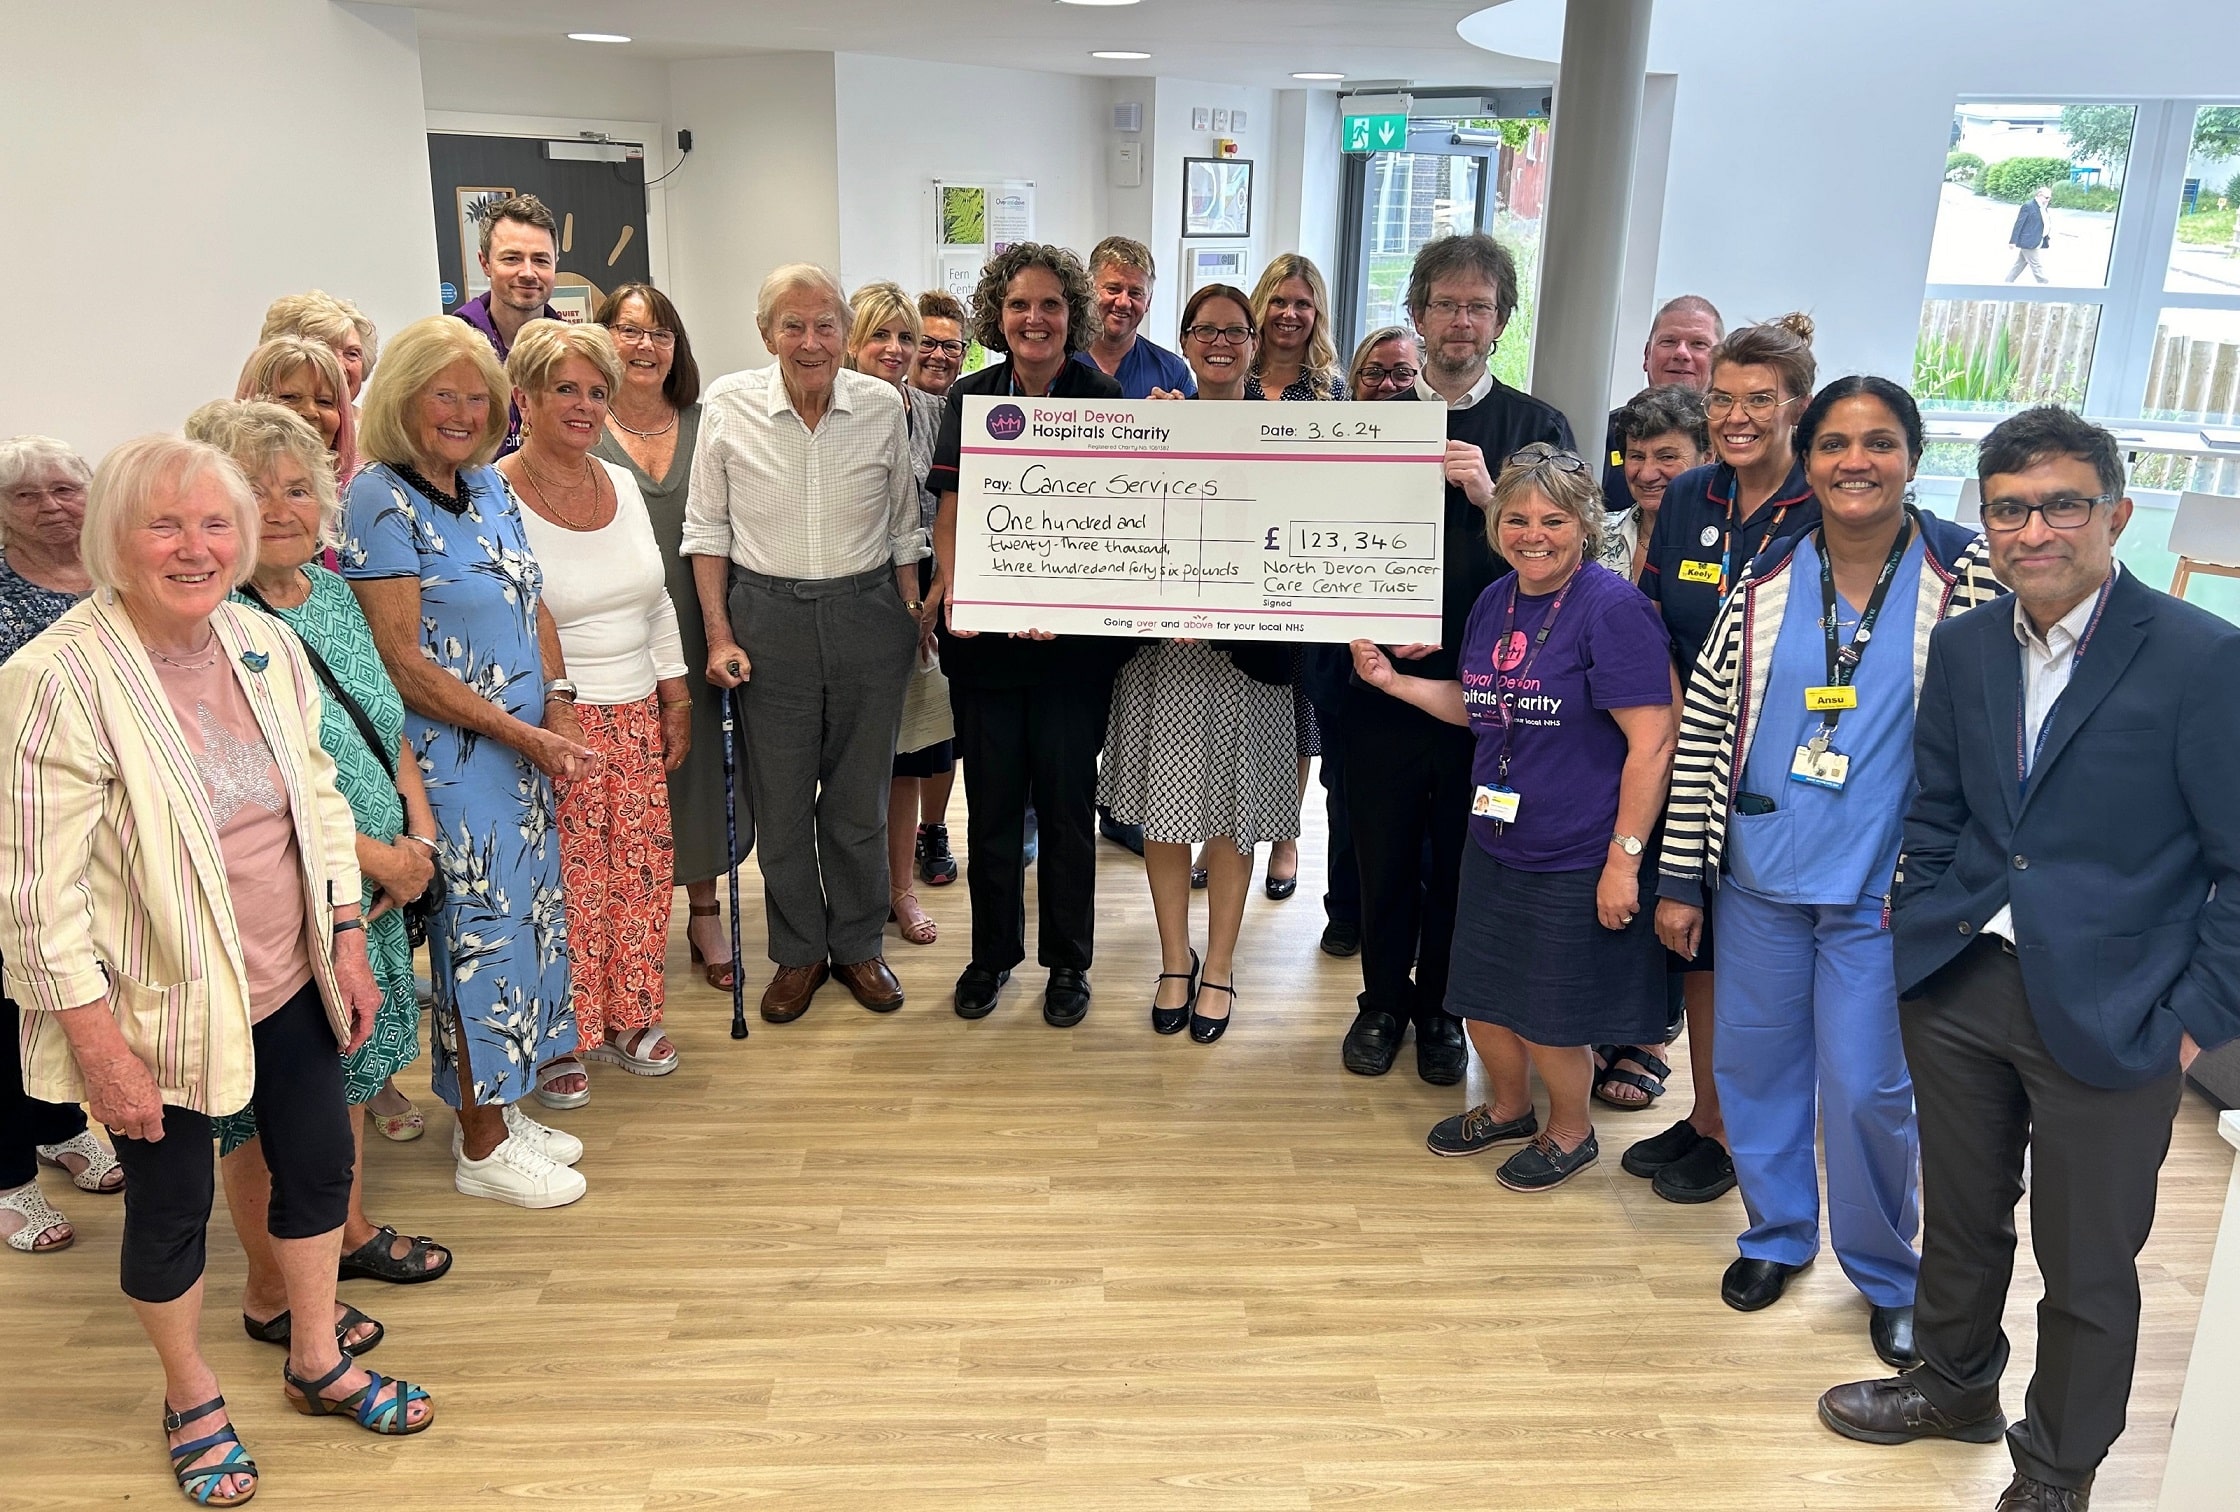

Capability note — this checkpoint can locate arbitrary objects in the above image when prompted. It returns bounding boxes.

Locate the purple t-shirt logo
[1493,630,1528,672]
[986,404,1027,440]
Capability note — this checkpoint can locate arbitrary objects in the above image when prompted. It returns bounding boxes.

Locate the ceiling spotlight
[1292,72,1347,81]
[1092,50,1152,60]
[567,32,631,43]
[1057,1,1143,7]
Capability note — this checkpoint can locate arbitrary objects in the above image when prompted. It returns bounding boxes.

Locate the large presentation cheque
[950,395,1447,643]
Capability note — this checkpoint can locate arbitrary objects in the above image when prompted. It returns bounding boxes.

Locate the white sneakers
[451,1104,587,1209]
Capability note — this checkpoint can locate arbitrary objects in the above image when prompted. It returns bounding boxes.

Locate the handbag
[237,586,446,946]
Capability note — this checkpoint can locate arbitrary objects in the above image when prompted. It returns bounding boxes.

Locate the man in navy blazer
[1817,407,2240,1511]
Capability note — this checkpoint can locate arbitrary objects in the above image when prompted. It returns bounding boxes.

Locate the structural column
[1529,0,1654,453]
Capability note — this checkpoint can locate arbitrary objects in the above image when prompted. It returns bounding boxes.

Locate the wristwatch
[333,917,365,935]
[1611,833,1645,857]
[546,679,578,704]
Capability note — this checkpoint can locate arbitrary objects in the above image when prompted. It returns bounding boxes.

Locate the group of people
[1,188,2234,1512]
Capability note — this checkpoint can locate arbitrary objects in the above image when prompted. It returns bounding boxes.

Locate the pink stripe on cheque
[954,599,1440,619]
[961,446,1439,464]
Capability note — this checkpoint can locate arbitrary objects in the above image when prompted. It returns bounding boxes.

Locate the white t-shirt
[518,459,687,704]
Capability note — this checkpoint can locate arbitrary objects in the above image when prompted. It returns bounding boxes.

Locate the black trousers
[1902,936,2181,1489]
[4,992,88,1189]
[111,984,354,1303]
[1341,684,1473,1025]
[952,677,1111,974]
[1310,688,1359,929]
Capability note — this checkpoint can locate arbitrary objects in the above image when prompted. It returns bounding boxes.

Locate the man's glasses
[609,324,676,349]
[1358,365,1419,388]
[1704,391,1798,422]
[919,339,967,358]
[1980,493,2114,532]
[1423,298,1501,323]
[1184,324,1254,346]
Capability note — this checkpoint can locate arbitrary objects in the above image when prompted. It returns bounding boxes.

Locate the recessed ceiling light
[1292,72,1347,81]
[1092,50,1151,60]
[567,32,631,43]
[1058,1,1142,7]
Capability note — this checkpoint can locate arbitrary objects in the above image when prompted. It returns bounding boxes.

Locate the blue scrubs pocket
[1726,805,1798,900]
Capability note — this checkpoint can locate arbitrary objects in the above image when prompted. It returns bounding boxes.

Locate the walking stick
[721,671,748,1040]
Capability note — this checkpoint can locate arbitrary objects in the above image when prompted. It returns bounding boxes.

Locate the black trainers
[1496,1130,1600,1192]
[1319,919,1361,957]
[1650,1132,1736,1203]
[916,823,957,886]
[1426,1103,1538,1157]
[1620,1119,1703,1179]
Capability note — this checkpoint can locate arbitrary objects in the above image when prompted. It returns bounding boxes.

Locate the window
[1339,116,1548,390]
[1917,97,2240,438]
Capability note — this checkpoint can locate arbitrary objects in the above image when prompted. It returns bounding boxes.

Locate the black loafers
[1414,1012,1466,1086]
[1870,1304,1919,1369]
[953,964,1010,1020]
[1996,1472,2092,1510]
[1816,1374,2007,1446]
[1044,968,1091,1028]
[1721,1255,1809,1312]
[1651,1135,1737,1203]
[1341,1009,1403,1076]
[1621,1119,1703,1178]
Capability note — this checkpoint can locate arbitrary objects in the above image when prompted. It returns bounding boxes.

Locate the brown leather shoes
[832,956,905,1013]
[760,962,828,1023]
[1816,1375,2007,1446]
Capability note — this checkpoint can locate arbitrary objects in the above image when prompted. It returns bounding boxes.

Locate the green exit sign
[1343,112,1408,153]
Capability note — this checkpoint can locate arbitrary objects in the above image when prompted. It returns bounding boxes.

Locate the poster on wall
[938,251,981,304]
[937,184,986,249]
[455,185,514,296]
[931,178,1037,306]
[1182,158,1253,238]
[988,182,1033,253]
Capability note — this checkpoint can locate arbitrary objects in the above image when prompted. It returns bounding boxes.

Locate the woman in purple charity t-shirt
[1351,444,1679,1192]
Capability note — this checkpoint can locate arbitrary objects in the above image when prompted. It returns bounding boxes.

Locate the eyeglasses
[1184,324,1254,346]
[1704,390,1798,422]
[609,323,676,348]
[919,339,967,358]
[1511,442,1590,475]
[1424,298,1501,324]
[1357,365,1419,388]
[1980,492,2115,532]
[6,481,87,506]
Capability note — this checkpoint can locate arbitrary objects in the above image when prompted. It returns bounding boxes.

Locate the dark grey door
[427,132,653,319]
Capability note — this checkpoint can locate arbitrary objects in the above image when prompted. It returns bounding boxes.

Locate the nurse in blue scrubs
[1653,377,2005,1367]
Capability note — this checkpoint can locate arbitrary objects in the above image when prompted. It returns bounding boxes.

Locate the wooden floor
[1,780,2228,1510]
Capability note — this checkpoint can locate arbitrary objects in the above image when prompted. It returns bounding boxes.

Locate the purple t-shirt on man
[1458,560,1673,870]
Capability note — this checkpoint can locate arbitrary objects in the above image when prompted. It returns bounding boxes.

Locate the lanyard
[1717,476,1793,595]
[1809,513,1914,747]
[2015,570,2116,794]
[1491,570,1577,783]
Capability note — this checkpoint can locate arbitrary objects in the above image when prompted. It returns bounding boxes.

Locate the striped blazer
[1655,512,2006,909]
[0,593,361,1115]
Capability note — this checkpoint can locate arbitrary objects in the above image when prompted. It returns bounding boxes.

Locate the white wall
[419,36,674,126]
[0,0,438,455]
[664,53,844,380]
[1144,76,1282,346]
[832,54,1112,302]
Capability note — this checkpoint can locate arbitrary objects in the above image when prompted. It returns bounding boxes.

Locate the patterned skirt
[1098,642,1300,849]
[555,694,676,1048]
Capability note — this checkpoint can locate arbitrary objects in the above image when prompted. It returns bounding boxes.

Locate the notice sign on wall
[950,397,1447,643]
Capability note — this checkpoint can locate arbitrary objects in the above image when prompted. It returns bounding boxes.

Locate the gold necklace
[519,453,608,529]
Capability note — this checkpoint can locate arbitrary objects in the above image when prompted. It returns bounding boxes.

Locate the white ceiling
[407,0,1548,91]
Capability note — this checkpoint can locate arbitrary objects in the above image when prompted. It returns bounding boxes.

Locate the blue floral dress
[340,463,575,1108]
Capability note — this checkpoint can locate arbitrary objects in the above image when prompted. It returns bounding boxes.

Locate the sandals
[1,1181,73,1253]
[890,888,937,946]
[283,1355,434,1436]
[242,1302,384,1354]
[338,1224,453,1284]
[687,903,737,991]
[916,822,958,886]
[36,1129,124,1193]
[533,1055,590,1110]
[1593,1045,1672,1109]
[163,1394,258,1506]
[584,1022,679,1077]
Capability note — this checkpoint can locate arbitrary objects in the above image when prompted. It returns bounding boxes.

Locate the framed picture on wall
[1182,157,1253,238]
[454,186,514,297]
[1185,244,1250,297]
